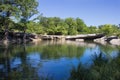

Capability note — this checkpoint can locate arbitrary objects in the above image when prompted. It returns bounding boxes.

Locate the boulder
[94,37,107,45]
[105,36,118,42]
[110,39,120,45]
[94,37,106,42]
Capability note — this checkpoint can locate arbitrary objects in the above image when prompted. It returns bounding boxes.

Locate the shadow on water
[69,51,120,80]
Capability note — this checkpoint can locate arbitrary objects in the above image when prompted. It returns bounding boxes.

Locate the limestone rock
[110,39,120,45]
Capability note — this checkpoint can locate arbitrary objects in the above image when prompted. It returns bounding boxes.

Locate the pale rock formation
[110,39,120,45]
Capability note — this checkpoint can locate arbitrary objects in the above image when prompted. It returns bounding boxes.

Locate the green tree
[65,18,77,35]
[55,21,68,35]
[76,18,88,33]
[39,17,68,35]
[88,26,98,33]
[99,24,118,36]
[19,0,38,42]
[0,0,21,40]
[27,21,43,34]
[0,15,5,31]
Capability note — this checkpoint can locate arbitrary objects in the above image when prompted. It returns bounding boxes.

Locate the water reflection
[0,41,120,80]
[0,44,39,80]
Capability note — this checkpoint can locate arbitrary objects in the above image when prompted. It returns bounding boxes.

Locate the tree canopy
[0,0,120,37]
[0,0,39,40]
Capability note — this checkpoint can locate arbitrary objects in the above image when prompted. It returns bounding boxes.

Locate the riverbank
[0,32,120,46]
[94,36,120,45]
[0,32,41,44]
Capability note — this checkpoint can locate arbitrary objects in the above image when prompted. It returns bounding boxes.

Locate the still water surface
[0,41,120,80]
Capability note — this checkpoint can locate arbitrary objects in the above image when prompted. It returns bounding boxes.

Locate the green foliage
[38,17,105,35]
[38,17,120,35]
[88,26,98,33]
[0,0,21,18]
[69,52,120,80]
[65,18,77,35]
[0,0,119,36]
[0,0,39,34]
[0,0,23,34]
[98,24,119,36]
[18,0,39,41]
[76,18,88,33]
[26,21,43,34]
[40,17,69,35]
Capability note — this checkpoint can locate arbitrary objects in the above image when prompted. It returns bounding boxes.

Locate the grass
[69,52,120,80]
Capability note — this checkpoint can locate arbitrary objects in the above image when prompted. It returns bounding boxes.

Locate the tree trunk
[3,11,10,41]
[4,26,9,40]
[3,22,9,45]
[23,28,26,43]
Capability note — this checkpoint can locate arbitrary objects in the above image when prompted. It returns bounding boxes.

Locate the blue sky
[38,0,120,26]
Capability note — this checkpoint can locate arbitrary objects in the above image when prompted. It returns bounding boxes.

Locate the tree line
[0,0,120,41]
[38,17,120,36]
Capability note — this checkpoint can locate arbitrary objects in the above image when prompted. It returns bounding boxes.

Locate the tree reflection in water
[0,44,40,80]
[69,52,120,80]
[0,41,120,80]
